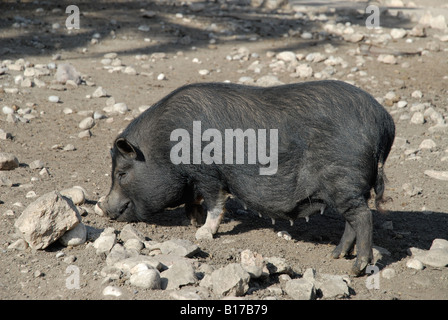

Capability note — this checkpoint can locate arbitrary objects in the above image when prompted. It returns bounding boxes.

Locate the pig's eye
[117,172,127,182]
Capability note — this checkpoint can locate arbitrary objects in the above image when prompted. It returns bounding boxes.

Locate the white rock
[397,100,407,108]
[158,239,200,257]
[124,238,144,252]
[196,68,211,76]
[161,260,197,290]
[92,86,107,98]
[424,170,448,181]
[14,191,81,250]
[276,51,297,62]
[411,90,423,99]
[406,258,424,270]
[419,139,436,150]
[93,227,117,256]
[430,239,448,250]
[294,64,313,78]
[410,112,425,124]
[2,106,14,115]
[430,15,447,30]
[60,187,86,205]
[412,247,448,268]
[285,278,315,300]
[277,230,292,240]
[390,28,407,39]
[48,96,60,103]
[315,274,349,298]
[210,263,250,296]
[78,117,95,130]
[55,63,81,84]
[378,54,397,65]
[256,75,284,87]
[130,269,161,289]
[59,222,87,246]
[124,66,137,75]
[240,249,265,279]
[0,153,19,170]
[113,103,129,114]
[381,268,396,279]
[138,25,150,32]
[157,73,166,80]
[120,224,146,243]
[102,285,123,297]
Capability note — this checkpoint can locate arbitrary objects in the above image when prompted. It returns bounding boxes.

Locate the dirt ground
[0,0,447,301]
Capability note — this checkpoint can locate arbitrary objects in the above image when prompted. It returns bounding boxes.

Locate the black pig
[99,80,395,275]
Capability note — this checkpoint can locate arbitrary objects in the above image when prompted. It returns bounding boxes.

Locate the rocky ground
[1,0,448,301]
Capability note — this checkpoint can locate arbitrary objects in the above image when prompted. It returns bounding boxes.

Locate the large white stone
[14,191,81,249]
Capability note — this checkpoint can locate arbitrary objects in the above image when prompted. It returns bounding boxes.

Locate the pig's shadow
[221,203,448,269]
[153,199,448,269]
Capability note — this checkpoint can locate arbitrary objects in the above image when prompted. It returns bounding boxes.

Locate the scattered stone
[106,243,132,266]
[0,129,12,140]
[158,239,200,258]
[210,263,250,296]
[381,268,396,279]
[112,102,129,114]
[14,191,81,250]
[378,54,397,65]
[293,64,313,78]
[285,278,316,300]
[102,285,123,297]
[131,268,161,289]
[7,238,29,251]
[402,183,422,197]
[198,69,210,76]
[93,227,117,256]
[0,153,19,170]
[424,170,448,181]
[92,86,108,98]
[55,63,81,85]
[60,187,86,205]
[277,230,292,240]
[276,51,297,63]
[240,249,265,279]
[410,239,448,267]
[406,258,424,270]
[410,112,425,124]
[120,224,146,243]
[48,95,60,103]
[315,274,349,299]
[265,256,292,275]
[419,139,436,150]
[390,28,407,39]
[157,73,166,81]
[59,222,87,246]
[79,117,95,130]
[161,260,197,290]
[256,75,284,87]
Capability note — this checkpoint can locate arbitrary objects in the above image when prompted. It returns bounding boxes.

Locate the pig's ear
[115,138,137,159]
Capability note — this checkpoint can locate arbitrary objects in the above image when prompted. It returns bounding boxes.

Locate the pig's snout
[98,194,132,221]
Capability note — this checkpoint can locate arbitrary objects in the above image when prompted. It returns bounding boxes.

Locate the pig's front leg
[195,190,228,240]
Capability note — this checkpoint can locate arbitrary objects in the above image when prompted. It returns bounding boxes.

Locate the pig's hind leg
[195,188,229,240]
[331,199,373,276]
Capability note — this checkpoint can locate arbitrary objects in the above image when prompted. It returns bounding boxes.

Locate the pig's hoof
[351,258,369,276]
[195,226,214,240]
[330,246,346,259]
